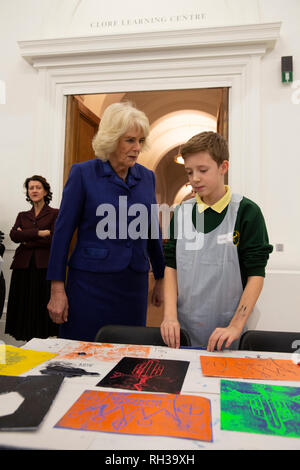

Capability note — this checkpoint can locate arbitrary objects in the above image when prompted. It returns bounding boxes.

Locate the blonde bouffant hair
[92,101,150,161]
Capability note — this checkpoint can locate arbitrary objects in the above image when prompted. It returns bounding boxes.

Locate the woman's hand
[47,282,68,324]
[17,227,27,244]
[38,230,51,238]
[160,317,181,349]
[151,278,163,307]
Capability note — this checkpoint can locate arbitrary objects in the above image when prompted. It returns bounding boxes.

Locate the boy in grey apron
[161,132,272,351]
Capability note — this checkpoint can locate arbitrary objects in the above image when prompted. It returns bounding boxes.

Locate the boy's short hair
[181,131,229,166]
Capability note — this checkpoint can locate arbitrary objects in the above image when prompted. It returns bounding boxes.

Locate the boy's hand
[160,318,181,349]
[207,325,242,352]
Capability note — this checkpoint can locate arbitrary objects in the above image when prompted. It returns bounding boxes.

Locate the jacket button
[126,241,131,248]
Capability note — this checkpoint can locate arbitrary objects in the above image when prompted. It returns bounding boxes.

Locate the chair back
[94,324,191,347]
[239,329,300,353]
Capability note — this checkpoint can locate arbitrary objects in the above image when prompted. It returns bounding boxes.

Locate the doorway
[64,87,229,326]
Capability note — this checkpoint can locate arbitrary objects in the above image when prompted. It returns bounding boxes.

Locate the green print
[221,379,300,438]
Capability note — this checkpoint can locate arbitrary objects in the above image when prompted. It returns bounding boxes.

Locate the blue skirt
[60,267,148,342]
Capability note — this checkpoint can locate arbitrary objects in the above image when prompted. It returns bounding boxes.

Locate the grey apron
[176,193,244,348]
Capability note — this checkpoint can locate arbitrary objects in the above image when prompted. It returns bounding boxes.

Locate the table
[0,337,300,450]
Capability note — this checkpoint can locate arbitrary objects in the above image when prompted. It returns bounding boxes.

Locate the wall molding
[19,23,280,66]
[18,22,281,206]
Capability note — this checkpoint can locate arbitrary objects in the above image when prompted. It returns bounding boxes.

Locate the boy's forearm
[163,266,178,319]
[229,276,264,331]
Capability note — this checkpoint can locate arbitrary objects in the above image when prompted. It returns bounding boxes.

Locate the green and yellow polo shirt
[164,186,273,288]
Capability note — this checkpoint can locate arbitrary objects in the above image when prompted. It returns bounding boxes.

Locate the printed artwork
[0,375,64,430]
[220,379,300,438]
[57,342,151,362]
[55,390,213,442]
[200,356,300,381]
[97,357,189,394]
[0,345,57,376]
[39,361,100,378]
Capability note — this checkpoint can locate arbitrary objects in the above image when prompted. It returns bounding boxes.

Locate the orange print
[200,356,300,381]
[55,390,212,442]
[57,341,151,362]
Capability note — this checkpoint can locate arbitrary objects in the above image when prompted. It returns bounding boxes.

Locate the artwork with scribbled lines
[55,390,212,441]
[200,356,300,381]
[0,346,57,376]
[97,357,189,394]
[221,379,300,438]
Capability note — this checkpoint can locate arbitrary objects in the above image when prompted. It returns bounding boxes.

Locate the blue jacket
[47,159,165,281]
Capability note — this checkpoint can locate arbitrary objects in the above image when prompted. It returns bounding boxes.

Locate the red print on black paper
[97,357,189,394]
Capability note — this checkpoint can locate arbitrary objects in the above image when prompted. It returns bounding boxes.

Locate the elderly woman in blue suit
[47,102,165,341]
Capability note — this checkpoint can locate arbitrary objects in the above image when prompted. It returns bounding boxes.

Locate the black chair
[94,324,191,347]
[238,329,300,353]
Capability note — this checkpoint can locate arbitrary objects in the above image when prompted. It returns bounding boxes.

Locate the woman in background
[5,175,59,341]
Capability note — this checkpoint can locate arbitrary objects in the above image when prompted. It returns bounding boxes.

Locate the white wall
[1,0,300,332]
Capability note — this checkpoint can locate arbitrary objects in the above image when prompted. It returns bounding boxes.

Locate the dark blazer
[47,159,165,281]
[10,205,59,269]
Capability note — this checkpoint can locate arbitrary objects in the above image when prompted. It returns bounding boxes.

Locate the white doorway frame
[18,22,281,206]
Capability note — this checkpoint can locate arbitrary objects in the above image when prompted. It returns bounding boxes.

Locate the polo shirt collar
[195,185,232,214]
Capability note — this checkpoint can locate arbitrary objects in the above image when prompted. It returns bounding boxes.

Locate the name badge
[217,232,233,245]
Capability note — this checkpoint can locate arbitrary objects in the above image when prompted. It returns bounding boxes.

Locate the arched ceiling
[139,109,216,170]
[80,88,220,205]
